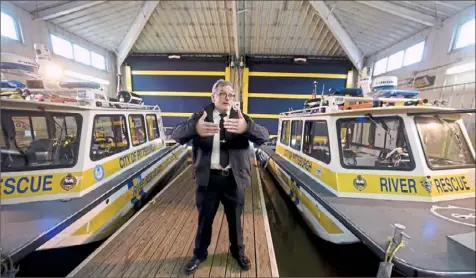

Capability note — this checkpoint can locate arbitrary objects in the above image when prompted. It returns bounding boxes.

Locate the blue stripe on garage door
[125,56,228,71]
[132,75,224,92]
[249,76,346,95]
[162,116,190,128]
[252,118,279,135]
[125,56,228,130]
[246,59,352,135]
[248,98,306,115]
[247,60,351,74]
[142,96,212,113]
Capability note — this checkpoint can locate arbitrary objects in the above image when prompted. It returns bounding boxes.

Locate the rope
[384,239,405,263]
[388,241,404,262]
[384,240,392,262]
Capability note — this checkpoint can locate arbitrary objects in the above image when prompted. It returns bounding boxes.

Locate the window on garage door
[303,120,331,164]
[280,120,290,145]
[290,120,303,151]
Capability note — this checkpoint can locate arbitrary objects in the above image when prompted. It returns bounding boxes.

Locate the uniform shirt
[210,109,231,169]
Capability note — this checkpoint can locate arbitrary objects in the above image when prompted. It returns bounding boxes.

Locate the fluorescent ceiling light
[445,62,475,75]
[64,70,110,85]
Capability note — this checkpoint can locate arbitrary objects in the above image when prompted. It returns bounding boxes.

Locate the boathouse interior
[1,1,475,277]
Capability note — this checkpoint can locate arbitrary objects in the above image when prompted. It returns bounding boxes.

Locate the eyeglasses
[216,92,235,100]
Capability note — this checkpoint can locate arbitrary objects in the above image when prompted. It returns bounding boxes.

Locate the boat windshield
[0,109,82,172]
[337,116,414,170]
[415,116,475,169]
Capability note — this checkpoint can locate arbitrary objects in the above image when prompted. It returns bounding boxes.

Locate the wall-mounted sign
[413,75,436,88]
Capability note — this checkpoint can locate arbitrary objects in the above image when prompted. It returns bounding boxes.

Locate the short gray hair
[212,79,233,94]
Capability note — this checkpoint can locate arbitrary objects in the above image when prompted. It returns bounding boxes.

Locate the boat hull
[38,145,188,250]
[0,144,189,271]
[256,146,476,277]
[256,147,358,244]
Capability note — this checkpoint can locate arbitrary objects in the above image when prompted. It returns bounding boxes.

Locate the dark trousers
[193,170,245,260]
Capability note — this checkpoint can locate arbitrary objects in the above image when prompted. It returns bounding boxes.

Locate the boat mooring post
[376,223,410,278]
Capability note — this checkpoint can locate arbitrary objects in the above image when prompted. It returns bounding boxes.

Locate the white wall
[365,5,476,147]
[1,1,117,96]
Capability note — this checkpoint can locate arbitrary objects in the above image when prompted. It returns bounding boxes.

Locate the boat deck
[68,161,279,277]
[260,146,475,277]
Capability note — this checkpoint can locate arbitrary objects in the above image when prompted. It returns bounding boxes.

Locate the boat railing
[280,107,325,116]
[280,95,423,117]
[0,87,162,112]
[330,95,418,104]
[98,99,161,111]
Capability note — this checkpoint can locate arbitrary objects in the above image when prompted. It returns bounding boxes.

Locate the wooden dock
[68,159,279,277]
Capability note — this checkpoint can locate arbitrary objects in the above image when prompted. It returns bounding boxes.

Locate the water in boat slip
[259,168,403,277]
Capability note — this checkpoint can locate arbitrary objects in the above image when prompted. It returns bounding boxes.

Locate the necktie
[219,113,229,168]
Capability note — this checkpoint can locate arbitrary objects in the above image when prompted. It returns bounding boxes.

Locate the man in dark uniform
[171,79,269,275]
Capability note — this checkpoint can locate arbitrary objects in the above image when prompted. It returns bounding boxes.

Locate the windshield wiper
[365,113,393,141]
[435,115,463,150]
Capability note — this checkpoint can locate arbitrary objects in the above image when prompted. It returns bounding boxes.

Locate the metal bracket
[1,252,19,277]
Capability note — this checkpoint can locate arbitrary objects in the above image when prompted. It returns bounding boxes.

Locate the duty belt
[210,169,231,176]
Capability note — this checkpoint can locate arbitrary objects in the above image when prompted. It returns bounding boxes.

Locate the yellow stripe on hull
[298,188,343,235]
[265,156,357,244]
[275,144,475,201]
[38,147,187,249]
[1,142,164,203]
[74,148,185,238]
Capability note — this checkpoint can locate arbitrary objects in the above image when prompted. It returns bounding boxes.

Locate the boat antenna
[319,84,325,108]
[312,81,317,99]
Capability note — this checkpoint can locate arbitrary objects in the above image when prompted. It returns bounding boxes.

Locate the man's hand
[196,111,220,137]
[224,109,248,134]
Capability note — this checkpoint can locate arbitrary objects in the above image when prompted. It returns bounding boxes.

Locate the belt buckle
[222,169,229,176]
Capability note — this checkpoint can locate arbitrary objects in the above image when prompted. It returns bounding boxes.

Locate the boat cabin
[275,95,476,202]
[0,89,166,205]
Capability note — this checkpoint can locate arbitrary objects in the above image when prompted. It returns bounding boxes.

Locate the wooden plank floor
[69,158,278,277]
